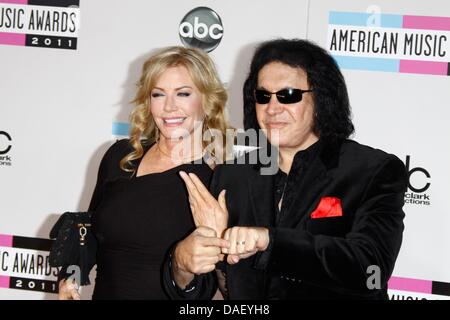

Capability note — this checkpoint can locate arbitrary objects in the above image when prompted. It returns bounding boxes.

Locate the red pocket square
[310,197,343,219]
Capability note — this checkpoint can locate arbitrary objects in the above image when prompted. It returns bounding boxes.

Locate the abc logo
[405,155,430,193]
[179,7,223,52]
[0,131,12,155]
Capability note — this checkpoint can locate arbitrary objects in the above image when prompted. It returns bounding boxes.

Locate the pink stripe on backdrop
[0,276,10,289]
[0,0,28,4]
[388,276,432,294]
[403,15,450,31]
[400,60,448,75]
[0,234,13,247]
[0,32,26,46]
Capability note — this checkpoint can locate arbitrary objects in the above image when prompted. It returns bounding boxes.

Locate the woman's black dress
[89,139,212,299]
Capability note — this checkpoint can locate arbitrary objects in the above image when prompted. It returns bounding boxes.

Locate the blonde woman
[58,46,230,300]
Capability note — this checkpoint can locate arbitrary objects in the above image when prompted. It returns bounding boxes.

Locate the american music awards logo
[0,234,59,294]
[0,0,80,50]
[388,275,450,300]
[327,9,450,76]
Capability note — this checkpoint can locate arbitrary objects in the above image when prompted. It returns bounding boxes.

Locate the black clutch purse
[49,211,97,285]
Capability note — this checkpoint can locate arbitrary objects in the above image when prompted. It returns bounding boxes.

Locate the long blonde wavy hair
[120,46,231,173]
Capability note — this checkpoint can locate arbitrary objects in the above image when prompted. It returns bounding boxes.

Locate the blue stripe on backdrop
[112,122,130,136]
[329,11,403,28]
[332,55,400,72]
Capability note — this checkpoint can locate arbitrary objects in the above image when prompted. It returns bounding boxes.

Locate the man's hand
[222,227,270,265]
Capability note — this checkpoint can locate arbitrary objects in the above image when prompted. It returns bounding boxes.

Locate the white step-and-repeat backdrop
[0,0,449,299]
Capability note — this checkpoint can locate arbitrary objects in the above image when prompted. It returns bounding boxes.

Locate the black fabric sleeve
[254,156,407,294]
[162,245,218,300]
[57,139,129,284]
[88,140,127,211]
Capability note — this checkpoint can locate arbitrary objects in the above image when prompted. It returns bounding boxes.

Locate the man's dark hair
[243,38,354,141]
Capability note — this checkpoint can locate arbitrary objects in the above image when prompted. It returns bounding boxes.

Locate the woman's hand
[222,227,270,265]
[179,171,228,238]
[58,278,81,300]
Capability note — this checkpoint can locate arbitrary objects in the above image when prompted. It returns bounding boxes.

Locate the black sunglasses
[254,88,313,104]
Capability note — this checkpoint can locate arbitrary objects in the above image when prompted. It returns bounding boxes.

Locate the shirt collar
[280,139,322,175]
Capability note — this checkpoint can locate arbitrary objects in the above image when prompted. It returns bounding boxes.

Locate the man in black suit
[163,39,407,299]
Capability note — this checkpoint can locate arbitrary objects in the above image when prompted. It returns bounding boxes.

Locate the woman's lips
[162,117,187,127]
